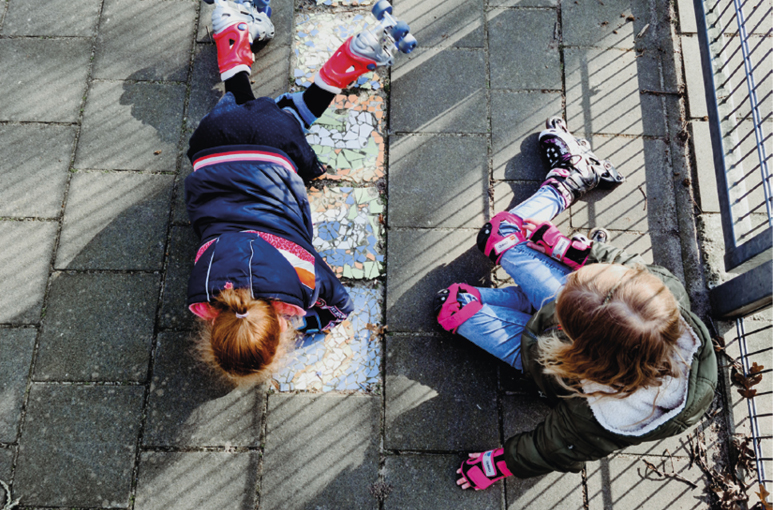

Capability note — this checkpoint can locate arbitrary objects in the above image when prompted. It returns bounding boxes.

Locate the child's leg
[435,285,532,369]
[224,71,256,105]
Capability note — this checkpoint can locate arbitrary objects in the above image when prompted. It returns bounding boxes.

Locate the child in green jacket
[434,118,717,489]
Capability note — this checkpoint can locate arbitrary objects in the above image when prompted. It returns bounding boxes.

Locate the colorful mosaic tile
[307,93,385,183]
[309,186,384,279]
[272,284,383,392]
[314,0,373,6]
[292,12,381,90]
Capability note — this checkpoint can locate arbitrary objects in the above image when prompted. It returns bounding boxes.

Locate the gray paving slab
[173,157,193,225]
[385,334,499,451]
[506,470,584,510]
[159,227,198,330]
[561,0,644,49]
[565,47,665,137]
[144,332,264,447]
[55,172,174,270]
[682,36,708,119]
[1,0,101,36]
[388,134,487,228]
[0,329,35,444]
[75,80,186,172]
[0,221,57,325]
[135,451,259,510]
[383,454,501,509]
[715,0,773,36]
[0,125,75,218]
[570,135,675,232]
[691,121,720,214]
[677,0,698,33]
[0,39,91,123]
[92,0,196,81]
[0,446,13,486]
[390,48,487,133]
[386,228,491,332]
[586,455,709,510]
[491,91,563,181]
[488,9,562,91]
[261,393,380,510]
[393,0,484,49]
[14,384,143,508]
[490,0,556,7]
[34,272,159,382]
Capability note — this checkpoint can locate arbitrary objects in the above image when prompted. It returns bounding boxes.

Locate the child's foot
[211,0,274,81]
[538,117,623,209]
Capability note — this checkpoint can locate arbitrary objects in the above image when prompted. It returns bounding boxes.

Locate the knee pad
[477,212,527,264]
[436,283,482,334]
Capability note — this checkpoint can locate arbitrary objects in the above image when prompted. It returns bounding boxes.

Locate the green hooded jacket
[503,242,718,478]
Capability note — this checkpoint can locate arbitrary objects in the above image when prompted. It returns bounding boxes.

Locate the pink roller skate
[314,0,417,93]
[210,0,275,81]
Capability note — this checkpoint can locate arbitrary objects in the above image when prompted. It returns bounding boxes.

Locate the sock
[224,71,256,105]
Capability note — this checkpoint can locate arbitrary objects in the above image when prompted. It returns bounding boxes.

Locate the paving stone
[144,332,264,447]
[561,0,644,49]
[135,451,259,510]
[159,227,198,330]
[682,36,708,119]
[14,385,143,507]
[506,470,584,510]
[393,0,484,48]
[385,334,499,451]
[383,454,501,510]
[491,91,563,181]
[565,48,665,137]
[75,80,185,171]
[173,156,193,225]
[388,135,487,228]
[262,394,379,510]
[386,228,491,332]
[691,121,720,213]
[1,0,100,36]
[571,136,676,233]
[93,0,196,81]
[56,172,174,270]
[677,0,697,33]
[490,0,556,7]
[0,125,74,218]
[714,0,773,37]
[0,329,35,443]
[0,446,13,486]
[390,48,487,133]
[0,39,91,123]
[488,9,561,90]
[35,273,159,382]
[0,221,57,324]
[586,455,709,510]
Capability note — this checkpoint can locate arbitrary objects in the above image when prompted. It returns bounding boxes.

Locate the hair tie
[235,311,249,319]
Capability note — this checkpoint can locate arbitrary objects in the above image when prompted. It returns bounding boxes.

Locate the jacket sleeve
[502,401,622,478]
[587,241,648,267]
[312,254,354,320]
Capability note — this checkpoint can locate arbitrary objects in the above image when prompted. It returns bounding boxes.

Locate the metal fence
[692,0,772,500]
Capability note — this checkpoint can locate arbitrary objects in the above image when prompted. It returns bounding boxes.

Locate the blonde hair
[538,263,684,398]
[196,288,297,385]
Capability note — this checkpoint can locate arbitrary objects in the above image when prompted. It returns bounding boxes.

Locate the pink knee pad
[477,212,527,264]
[436,283,483,334]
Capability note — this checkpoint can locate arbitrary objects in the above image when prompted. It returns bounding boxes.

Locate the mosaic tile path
[293,12,381,90]
[315,0,374,6]
[309,185,384,280]
[272,284,383,392]
[306,93,385,183]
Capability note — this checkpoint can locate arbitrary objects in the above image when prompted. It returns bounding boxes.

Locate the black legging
[226,71,334,119]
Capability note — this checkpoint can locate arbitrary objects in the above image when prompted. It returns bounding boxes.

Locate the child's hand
[456,452,481,490]
[522,218,548,253]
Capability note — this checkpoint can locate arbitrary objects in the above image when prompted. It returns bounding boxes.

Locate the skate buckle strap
[317,37,378,90]
[479,211,526,264]
[529,221,592,270]
[460,447,513,490]
[437,283,482,334]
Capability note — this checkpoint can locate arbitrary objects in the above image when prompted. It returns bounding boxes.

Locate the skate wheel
[391,21,410,42]
[398,33,417,53]
[372,0,393,20]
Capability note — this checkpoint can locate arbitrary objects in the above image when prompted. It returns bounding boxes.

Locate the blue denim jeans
[455,186,572,370]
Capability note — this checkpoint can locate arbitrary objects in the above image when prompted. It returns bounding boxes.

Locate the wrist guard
[528,221,592,270]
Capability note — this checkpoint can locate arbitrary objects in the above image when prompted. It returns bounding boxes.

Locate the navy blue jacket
[185,142,353,320]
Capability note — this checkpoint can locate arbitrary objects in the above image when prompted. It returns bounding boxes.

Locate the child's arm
[308,255,355,330]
